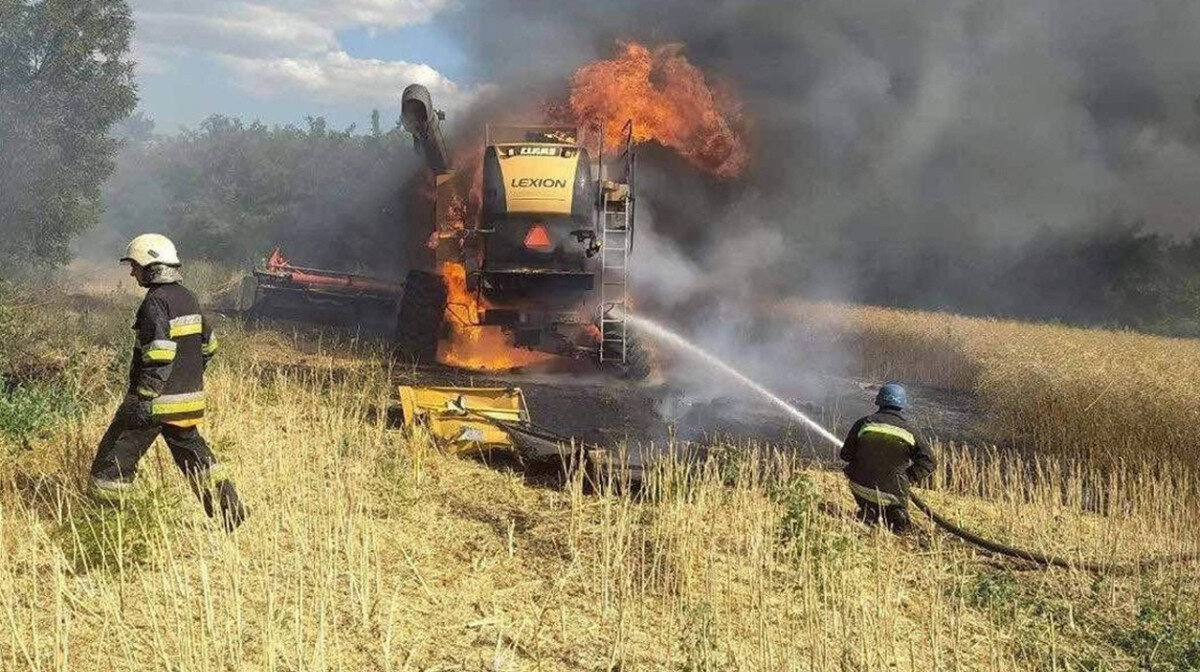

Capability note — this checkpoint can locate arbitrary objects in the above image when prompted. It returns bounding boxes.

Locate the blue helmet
[875,382,908,409]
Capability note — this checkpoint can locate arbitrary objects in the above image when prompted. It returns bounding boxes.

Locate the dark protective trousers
[852,494,912,533]
[90,403,218,487]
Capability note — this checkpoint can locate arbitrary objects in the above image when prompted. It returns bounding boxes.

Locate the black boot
[883,505,913,535]
[216,480,247,532]
[201,488,215,518]
[185,472,216,518]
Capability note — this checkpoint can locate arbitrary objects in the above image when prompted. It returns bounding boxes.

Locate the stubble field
[1,282,1198,671]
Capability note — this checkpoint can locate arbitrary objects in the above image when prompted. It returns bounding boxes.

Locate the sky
[130,0,483,132]
[126,0,1200,248]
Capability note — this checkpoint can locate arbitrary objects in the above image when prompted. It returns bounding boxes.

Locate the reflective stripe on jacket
[839,409,935,504]
[128,282,215,427]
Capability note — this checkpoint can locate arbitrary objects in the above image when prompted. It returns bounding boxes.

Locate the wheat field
[1,286,1199,670]
[778,300,1200,471]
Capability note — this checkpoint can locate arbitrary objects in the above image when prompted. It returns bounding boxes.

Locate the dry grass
[1,289,1199,670]
[779,301,1200,470]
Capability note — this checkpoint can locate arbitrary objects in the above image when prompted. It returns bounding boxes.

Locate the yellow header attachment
[398,386,530,454]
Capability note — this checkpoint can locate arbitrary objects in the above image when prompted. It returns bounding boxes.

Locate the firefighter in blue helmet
[839,383,935,533]
[88,234,247,531]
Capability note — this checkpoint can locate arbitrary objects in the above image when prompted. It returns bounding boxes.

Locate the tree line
[0,0,136,271]
[102,113,423,276]
[2,0,1197,335]
[840,220,1200,337]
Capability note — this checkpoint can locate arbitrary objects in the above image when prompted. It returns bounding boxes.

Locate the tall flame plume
[432,41,748,371]
[570,42,749,178]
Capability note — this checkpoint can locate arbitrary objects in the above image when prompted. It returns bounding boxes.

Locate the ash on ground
[394,364,983,463]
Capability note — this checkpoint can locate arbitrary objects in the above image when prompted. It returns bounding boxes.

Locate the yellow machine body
[398,385,530,454]
[481,125,593,226]
[490,144,581,215]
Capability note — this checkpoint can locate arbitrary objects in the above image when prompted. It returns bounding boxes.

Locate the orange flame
[431,41,746,371]
[570,42,749,178]
[432,159,536,371]
[437,260,556,371]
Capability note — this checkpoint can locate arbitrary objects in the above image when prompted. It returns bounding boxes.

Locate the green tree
[104,113,420,271]
[0,0,136,272]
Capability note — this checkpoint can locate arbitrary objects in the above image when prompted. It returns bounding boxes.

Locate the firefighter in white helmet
[89,234,247,531]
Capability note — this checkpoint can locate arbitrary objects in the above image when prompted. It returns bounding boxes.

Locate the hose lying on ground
[909,490,1200,573]
[474,416,1200,573]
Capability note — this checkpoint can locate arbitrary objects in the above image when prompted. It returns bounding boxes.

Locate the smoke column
[423,0,1200,423]
[446,0,1200,310]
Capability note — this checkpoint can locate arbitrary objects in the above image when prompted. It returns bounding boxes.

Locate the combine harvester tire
[602,329,654,381]
[395,270,447,364]
[617,331,654,380]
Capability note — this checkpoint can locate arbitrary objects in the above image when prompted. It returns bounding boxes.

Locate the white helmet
[121,234,180,267]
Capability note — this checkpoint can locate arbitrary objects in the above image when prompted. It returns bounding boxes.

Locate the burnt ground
[235,314,985,467]
[393,363,985,467]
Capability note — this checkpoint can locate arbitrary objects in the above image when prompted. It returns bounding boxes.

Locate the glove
[123,394,156,426]
[905,467,927,485]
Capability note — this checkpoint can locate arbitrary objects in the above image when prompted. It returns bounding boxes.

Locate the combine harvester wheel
[395,269,448,364]
[603,329,653,380]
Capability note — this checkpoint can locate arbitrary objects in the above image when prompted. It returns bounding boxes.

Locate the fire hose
[484,417,1200,573]
[908,491,1200,572]
[607,313,1200,571]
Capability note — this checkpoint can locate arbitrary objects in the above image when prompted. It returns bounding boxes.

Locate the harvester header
[241,247,402,328]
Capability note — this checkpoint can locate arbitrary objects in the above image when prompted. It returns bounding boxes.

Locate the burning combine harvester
[237,81,658,471]
[240,84,649,377]
[394,84,651,378]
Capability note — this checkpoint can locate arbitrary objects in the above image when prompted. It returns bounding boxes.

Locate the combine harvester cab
[394,84,649,378]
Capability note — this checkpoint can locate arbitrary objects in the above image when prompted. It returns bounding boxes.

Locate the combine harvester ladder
[599,121,636,366]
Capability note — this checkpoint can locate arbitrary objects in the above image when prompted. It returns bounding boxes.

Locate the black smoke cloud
[444,0,1200,318]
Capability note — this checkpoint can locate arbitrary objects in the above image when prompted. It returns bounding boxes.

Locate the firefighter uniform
[839,407,935,532]
[89,248,243,529]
